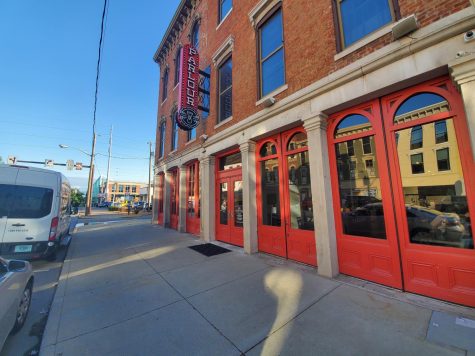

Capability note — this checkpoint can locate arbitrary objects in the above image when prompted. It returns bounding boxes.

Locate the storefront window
[261,158,280,226]
[188,164,195,217]
[395,118,473,249]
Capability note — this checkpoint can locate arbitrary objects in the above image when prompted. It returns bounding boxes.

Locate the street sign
[7,156,16,165]
[75,162,83,170]
[66,160,74,171]
[45,159,54,167]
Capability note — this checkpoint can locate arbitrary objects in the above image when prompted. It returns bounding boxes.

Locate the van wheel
[12,281,32,334]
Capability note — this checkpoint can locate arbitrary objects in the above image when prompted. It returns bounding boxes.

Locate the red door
[256,128,317,266]
[186,161,200,236]
[382,78,475,306]
[215,150,244,247]
[328,100,403,288]
[157,173,164,225]
[328,77,475,306]
[169,169,179,230]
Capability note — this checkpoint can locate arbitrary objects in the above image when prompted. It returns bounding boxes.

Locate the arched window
[171,111,178,151]
[162,68,169,102]
[174,48,181,86]
[394,92,449,124]
[191,21,200,50]
[334,114,371,138]
[260,142,277,157]
[287,132,308,151]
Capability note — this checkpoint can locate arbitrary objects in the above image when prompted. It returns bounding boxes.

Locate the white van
[0,165,71,260]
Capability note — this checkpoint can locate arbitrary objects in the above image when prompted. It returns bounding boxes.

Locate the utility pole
[105,125,113,202]
[147,141,153,207]
[85,132,96,216]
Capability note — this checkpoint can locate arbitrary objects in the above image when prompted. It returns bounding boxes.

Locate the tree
[71,190,85,207]
[0,156,3,164]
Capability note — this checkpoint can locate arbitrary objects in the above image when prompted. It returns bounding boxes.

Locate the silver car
[0,257,34,351]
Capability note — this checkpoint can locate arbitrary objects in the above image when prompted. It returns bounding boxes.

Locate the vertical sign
[177,44,200,131]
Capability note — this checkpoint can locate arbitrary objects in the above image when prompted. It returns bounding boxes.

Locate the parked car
[341,202,466,245]
[97,201,111,208]
[0,165,71,260]
[0,257,34,351]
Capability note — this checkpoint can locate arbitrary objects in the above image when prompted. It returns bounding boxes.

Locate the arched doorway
[329,77,475,306]
[256,127,317,266]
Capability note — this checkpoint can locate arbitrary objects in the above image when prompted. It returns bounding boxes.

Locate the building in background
[105,181,146,203]
[152,0,475,307]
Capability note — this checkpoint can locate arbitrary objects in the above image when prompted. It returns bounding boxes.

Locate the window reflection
[287,132,308,151]
[395,118,473,249]
[260,142,277,157]
[261,159,281,226]
[335,114,371,138]
[394,93,449,124]
[287,151,313,230]
[336,135,386,239]
[187,164,195,217]
[234,181,243,227]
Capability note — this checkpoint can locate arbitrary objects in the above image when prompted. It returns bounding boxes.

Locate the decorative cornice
[248,0,282,29]
[153,0,194,64]
[212,35,235,67]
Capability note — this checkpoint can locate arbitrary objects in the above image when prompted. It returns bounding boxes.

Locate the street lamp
[59,134,96,216]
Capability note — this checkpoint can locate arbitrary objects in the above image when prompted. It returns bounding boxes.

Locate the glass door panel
[219,182,228,225]
[261,159,281,226]
[335,136,387,239]
[395,119,473,249]
[234,181,243,227]
[287,151,314,231]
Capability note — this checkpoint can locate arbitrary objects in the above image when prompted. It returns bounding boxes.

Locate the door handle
[12,223,25,227]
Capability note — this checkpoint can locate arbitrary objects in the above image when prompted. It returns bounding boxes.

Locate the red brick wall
[155,0,471,163]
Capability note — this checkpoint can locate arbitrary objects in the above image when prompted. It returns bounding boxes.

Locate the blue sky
[0,0,180,190]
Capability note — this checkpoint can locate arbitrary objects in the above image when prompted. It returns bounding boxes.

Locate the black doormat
[188,243,231,257]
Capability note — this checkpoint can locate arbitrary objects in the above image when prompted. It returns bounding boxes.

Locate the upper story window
[174,48,181,86]
[191,21,200,50]
[119,185,124,193]
[162,68,169,102]
[132,186,137,193]
[410,125,423,150]
[435,120,448,144]
[258,8,285,98]
[171,111,179,151]
[219,0,232,23]
[335,0,396,49]
[218,57,233,122]
[125,185,130,192]
[158,121,166,158]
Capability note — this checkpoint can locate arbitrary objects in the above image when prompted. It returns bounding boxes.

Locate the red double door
[216,163,244,247]
[328,77,475,306]
[256,128,317,266]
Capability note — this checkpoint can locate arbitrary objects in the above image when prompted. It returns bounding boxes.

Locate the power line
[92,0,108,136]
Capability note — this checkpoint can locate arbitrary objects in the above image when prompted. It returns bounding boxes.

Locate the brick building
[152,0,475,307]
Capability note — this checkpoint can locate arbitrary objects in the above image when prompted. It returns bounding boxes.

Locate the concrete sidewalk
[40,221,475,356]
